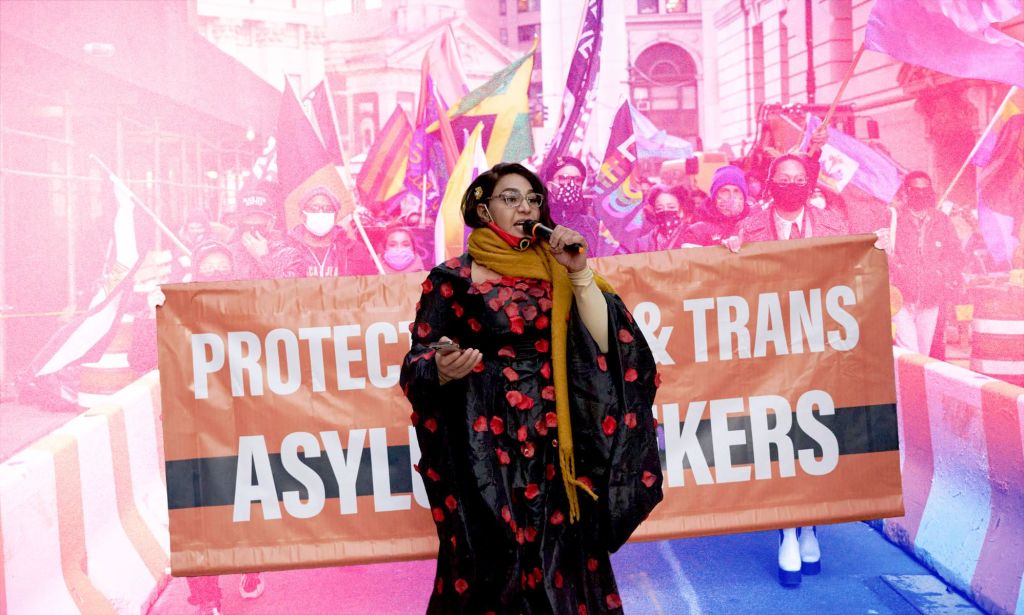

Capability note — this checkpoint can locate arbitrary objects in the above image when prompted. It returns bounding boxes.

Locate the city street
[152,522,982,614]
[4,1,1023,613]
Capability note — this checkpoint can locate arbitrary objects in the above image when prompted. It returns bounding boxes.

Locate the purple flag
[866,0,1024,88]
[801,115,904,202]
[592,102,644,252]
[539,0,603,177]
[401,76,450,222]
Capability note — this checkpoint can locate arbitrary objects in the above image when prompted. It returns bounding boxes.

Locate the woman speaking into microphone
[400,163,663,613]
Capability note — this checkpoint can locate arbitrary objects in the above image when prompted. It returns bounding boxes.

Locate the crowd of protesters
[538,150,994,366]
[169,137,1001,374]
[24,135,1005,614]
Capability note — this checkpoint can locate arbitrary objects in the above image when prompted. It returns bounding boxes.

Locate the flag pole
[419,176,427,227]
[352,212,385,274]
[89,154,193,256]
[935,86,1017,208]
[321,75,380,270]
[322,74,357,189]
[805,42,865,156]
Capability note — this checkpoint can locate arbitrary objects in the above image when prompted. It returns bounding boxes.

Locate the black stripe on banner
[666,402,899,470]
[167,445,413,510]
[166,403,897,510]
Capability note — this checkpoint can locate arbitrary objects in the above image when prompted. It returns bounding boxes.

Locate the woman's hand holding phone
[433,336,482,385]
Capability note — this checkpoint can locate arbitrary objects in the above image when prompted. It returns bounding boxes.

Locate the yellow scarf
[468,227,615,522]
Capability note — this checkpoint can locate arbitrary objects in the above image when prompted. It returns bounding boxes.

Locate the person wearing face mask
[890,171,963,357]
[379,227,425,274]
[179,208,212,248]
[683,165,750,247]
[636,184,692,253]
[226,186,301,280]
[731,154,848,588]
[737,154,847,244]
[178,238,270,613]
[192,241,235,281]
[285,185,377,277]
[544,156,608,257]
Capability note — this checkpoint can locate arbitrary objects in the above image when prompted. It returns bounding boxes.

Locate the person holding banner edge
[726,154,833,587]
[400,163,663,613]
[731,150,898,588]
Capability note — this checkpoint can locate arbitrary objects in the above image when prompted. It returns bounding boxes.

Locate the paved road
[150,522,982,614]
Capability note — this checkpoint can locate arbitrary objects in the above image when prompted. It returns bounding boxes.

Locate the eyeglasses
[553,174,584,186]
[489,190,545,209]
[772,178,809,187]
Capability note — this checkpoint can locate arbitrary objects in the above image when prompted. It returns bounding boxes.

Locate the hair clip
[473,186,484,201]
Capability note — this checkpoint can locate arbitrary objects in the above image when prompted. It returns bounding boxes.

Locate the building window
[500,28,508,44]
[528,81,544,127]
[499,0,507,16]
[681,84,696,109]
[325,0,352,14]
[518,23,539,43]
[752,23,765,110]
[364,0,382,8]
[779,22,789,103]
[631,42,699,141]
[637,0,659,14]
[337,94,349,135]
[353,92,379,152]
[282,23,301,48]
[665,0,687,13]
[517,0,539,13]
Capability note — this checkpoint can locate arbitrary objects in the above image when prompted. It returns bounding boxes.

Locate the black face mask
[770,182,810,212]
[906,187,935,211]
[551,182,585,214]
[654,210,682,233]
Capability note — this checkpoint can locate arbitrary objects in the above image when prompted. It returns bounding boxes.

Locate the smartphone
[428,340,461,353]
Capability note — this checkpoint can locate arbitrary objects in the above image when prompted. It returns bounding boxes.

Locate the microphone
[517,220,585,254]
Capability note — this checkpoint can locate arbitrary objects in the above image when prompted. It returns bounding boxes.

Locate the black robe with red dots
[400,254,663,614]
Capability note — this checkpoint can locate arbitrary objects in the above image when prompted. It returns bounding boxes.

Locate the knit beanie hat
[710,165,748,201]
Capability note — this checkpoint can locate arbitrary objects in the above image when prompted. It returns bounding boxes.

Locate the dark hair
[767,153,812,179]
[646,183,691,211]
[901,170,932,191]
[192,241,234,271]
[461,163,555,229]
[542,155,587,184]
[381,225,417,250]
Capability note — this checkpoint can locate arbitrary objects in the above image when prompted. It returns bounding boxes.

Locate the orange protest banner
[157,234,900,576]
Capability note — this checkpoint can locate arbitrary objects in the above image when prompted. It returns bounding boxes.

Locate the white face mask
[304,212,336,237]
[808,196,827,209]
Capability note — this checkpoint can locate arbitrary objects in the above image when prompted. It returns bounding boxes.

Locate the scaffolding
[0,9,277,387]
